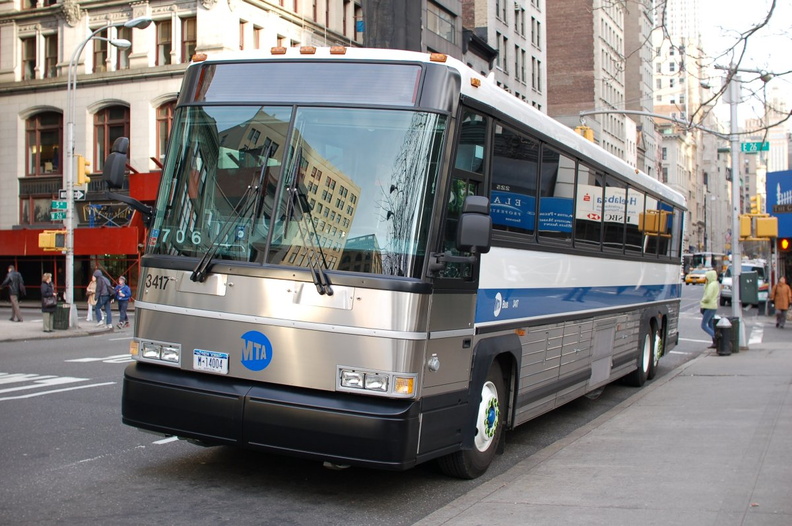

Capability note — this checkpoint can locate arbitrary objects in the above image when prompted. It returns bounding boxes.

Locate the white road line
[65,354,130,363]
[153,436,180,445]
[749,326,764,345]
[0,382,116,401]
[0,373,57,385]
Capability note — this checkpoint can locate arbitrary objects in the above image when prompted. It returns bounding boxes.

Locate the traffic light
[779,238,791,253]
[749,194,762,214]
[38,230,66,251]
[77,155,91,185]
[574,125,595,142]
[739,215,751,238]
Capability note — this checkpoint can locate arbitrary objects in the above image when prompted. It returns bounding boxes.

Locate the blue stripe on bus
[475,283,682,323]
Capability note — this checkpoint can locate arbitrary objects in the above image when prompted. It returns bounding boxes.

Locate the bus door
[422,109,489,396]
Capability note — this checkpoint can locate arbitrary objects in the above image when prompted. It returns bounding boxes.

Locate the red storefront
[0,171,160,301]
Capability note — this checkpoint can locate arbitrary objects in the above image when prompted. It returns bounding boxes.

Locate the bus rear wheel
[438,361,505,479]
[624,327,654,387]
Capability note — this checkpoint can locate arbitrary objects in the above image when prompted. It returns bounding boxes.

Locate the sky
[699,0,792,118]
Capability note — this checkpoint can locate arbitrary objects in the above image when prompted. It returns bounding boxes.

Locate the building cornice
[0,64,188,97]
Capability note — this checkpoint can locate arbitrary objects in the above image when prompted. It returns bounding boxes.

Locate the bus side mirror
[101,136,155,227]
[103,137,129,190]
[457,195,492,254]
[428,196,492,276]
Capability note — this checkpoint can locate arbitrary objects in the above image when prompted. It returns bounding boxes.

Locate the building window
[21,37,36,80]
[117,26,132,69]
[26,111,63,176]
[20,197,56,225]
[239,20,247,50]
[94,106,130,171]
[156,101,176,164]
[156,20,172,65]
[253,26,263,49]
[182,17,196,60]
[93,32,108,73]
[427,1,455,44]
[44,34,58,78]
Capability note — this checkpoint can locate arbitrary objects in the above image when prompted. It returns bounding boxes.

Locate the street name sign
[740,142,769,153]
[50,211,67,220]
[51,200,67,210]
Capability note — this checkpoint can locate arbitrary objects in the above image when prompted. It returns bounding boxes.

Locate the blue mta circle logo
[240,330,273,371]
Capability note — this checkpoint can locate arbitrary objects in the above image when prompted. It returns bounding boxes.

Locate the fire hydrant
[715,317,732,356]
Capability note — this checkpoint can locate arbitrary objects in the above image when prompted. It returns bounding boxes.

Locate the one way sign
[59,189,86,201]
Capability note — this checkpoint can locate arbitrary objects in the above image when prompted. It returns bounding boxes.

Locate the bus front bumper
[122,362,422,470]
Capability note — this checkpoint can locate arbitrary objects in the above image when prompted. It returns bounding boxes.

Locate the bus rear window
[192,62,422,106]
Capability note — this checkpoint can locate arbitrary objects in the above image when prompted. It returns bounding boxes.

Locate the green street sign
[51,200,68,210]
[740,142,769,153]
[50,211,67,220]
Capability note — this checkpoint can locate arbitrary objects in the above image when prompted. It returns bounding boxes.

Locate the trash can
[53,302,70,330]
[714,317,732,356]
[728,316,740,353]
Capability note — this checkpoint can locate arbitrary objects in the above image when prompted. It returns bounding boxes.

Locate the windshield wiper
[190,143,273,282]
[283,147,333,295]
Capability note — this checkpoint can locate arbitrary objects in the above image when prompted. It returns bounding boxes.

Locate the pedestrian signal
[38,230,66,251]
[779,238,791,253]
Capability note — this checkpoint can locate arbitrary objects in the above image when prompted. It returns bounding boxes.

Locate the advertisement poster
[767,170,792,237]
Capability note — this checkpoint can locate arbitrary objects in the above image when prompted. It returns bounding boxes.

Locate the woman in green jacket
[700,269,720,347]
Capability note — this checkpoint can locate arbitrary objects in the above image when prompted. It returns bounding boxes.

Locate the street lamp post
[64,16,151,328]
[716,64,775,348]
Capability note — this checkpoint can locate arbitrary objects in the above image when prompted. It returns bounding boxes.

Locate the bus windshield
[149,105,446,278]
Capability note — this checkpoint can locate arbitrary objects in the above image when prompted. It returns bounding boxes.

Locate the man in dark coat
[1,265,26,322]
[93,269,113,329]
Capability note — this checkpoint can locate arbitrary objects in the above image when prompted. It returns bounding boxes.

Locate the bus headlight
[137,339,181,367]
[338,367,415,398]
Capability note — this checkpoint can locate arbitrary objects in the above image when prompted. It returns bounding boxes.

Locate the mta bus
[112,47,685,479]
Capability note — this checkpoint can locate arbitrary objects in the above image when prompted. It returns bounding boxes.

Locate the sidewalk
[417,314,792,526]
[0,301,131,341]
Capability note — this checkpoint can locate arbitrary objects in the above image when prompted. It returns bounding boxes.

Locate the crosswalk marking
[0,372,115,402]
[64,354,133,364]
[0,382,116,401]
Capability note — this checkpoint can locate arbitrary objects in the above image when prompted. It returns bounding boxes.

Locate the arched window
[94,105,130,171]
[25,111,63,176]
[156,100,176,164]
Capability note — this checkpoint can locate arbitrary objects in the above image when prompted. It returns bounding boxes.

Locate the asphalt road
[0,286,713,525]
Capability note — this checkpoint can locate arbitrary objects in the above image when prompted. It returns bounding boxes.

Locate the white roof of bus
[192,47,686,209]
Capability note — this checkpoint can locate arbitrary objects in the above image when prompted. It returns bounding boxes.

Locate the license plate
[193,350,229,374]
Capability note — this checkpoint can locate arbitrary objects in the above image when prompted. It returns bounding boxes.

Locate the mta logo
[240,330,273,372]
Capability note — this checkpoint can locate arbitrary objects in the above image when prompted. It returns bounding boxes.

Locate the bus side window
[537,147,574,244]
[625,187,645,254]
[574,164,604,249]
[454,111,486,174]
[490,123,539,236]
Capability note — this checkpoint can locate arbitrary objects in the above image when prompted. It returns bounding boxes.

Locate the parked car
[719,261,768,306]
[684,268,710,285]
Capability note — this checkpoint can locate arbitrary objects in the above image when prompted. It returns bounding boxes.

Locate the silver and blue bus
[115,47,686,479]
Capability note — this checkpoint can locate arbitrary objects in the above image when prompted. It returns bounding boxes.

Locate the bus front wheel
[438,361,505,479]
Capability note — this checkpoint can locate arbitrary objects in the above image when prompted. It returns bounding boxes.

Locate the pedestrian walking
[40,273,56,333]
[114,276,132,329]
[86,274,97,322]
[93,269,113,329]
[1,265,26,322]
[699,269,720,347]
[770,276,792,329]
